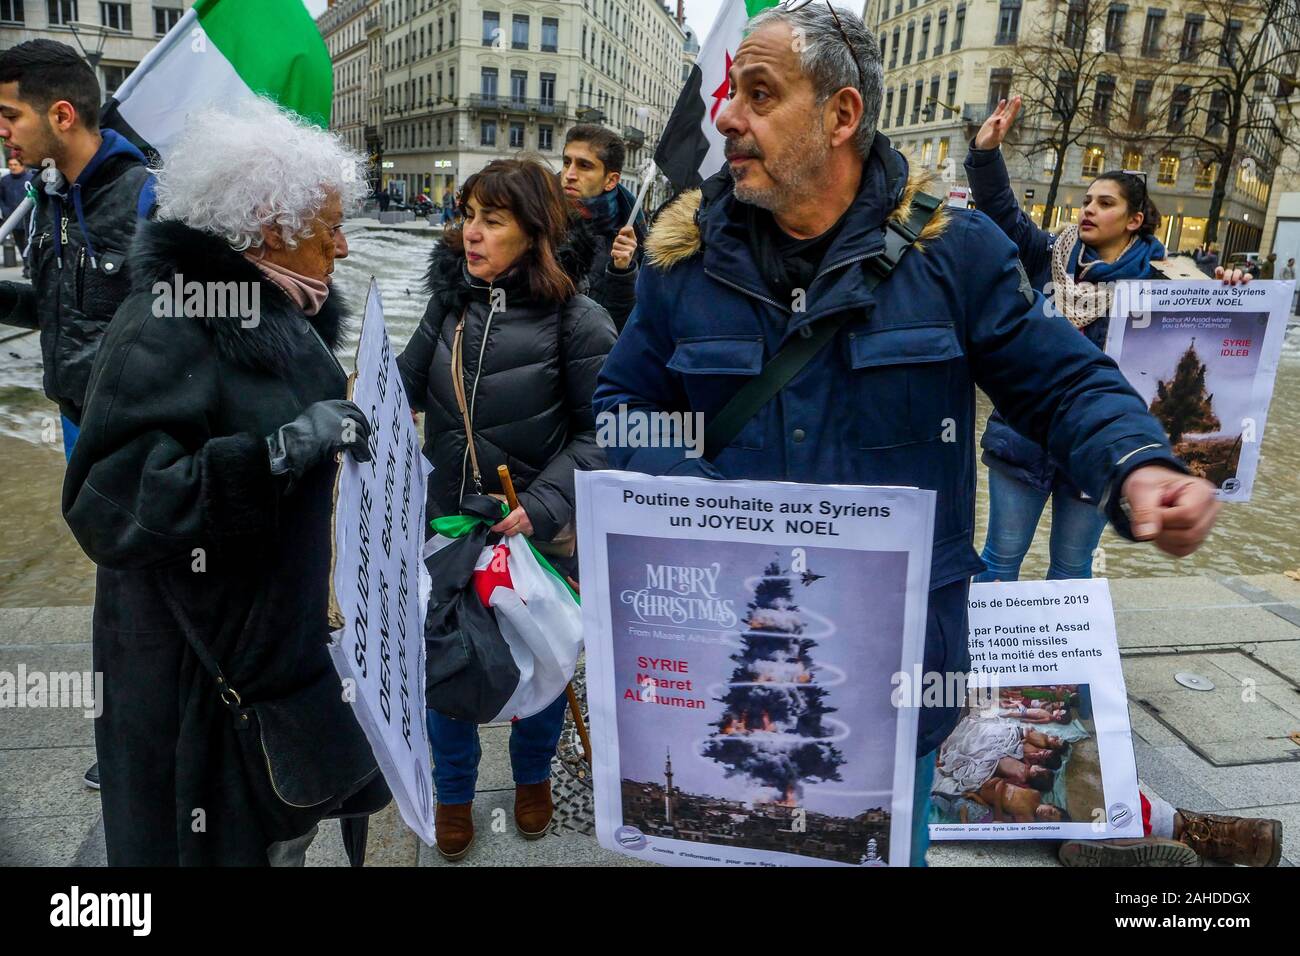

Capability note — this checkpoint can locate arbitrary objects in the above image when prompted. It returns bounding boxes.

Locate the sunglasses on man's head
[778,0,866,92]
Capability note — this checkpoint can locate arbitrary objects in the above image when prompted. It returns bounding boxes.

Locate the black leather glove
[267,399,373,483]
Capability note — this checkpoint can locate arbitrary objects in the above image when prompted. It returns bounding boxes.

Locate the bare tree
[999,0,1125,227]
[1129,0,1300,244]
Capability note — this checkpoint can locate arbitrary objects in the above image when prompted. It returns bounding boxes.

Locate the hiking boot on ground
[1059,837,1199,867]
[1174,809,1282,867]
[435,801,474,861]
[514,781,553,839]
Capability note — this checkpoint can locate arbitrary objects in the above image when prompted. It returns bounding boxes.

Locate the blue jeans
[975,466,1107,582]
[426,693,568,805]
[911,750,936,867]
[62,414,79,461]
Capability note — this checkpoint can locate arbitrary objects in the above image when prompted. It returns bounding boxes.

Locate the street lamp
[67,21,110,95]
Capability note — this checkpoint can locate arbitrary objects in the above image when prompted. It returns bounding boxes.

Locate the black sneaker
[83,762,100,790]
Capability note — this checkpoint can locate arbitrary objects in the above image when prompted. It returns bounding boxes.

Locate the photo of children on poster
[928,579,1142,841]
[577,472,934,867]
[1105,281,1292,501]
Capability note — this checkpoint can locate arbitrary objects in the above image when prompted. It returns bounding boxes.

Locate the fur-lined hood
[646,151,950,271]
[128,218,348,376]
[422,215,600,315]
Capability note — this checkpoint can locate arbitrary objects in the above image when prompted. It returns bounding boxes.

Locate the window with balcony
[903,21,914,64]
[1082,145,1105,177]
[1168,85,1189,132]
[509,122,525,148]
[48,0,76,25]
[1129,79,1151,128]
[1054,71,1076,120]
[1092,74,1115,123]
[919,17,930,60]
[0,0,24,23]
[154,6,182,35]
[1104,4,1126,52]
[896,84,907,125]
[911,79,923,122]
[539,72,555,108]
[1064,0,1086,48]
[1179,14,1202,61]
[889,27,900,68]
[935,11,947,56]
[539,125,553,151]
[480,120,496,146]
[1141,8,1164,56]
[945,72,957,118]
[542,17,558,52]
[987,68,1012,115]
[1220,19,1241,66]
[927,75,940,120]
[512,14,529,50]
[482,11,499,46]
[480,67,498,101]
[1206,91,1226,136]
[510,70,527,106]
[996,0,1021,45]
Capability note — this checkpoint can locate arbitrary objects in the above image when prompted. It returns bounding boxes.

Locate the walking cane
[496,464,594,766]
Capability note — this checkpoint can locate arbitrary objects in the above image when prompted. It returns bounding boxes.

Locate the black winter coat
[62,219,363,865]
[579,183,647,332]
[397,226,617,545]
[0,130,152,423]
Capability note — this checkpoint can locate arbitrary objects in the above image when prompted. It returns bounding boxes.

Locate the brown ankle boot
[1173,809,1282,867]
[435,801,475,860]
[514,781,554,839]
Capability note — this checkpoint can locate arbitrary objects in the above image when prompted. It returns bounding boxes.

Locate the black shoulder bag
[159,585,390,843]
[703,191,944,461]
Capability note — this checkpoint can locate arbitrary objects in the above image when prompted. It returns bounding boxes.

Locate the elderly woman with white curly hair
[63,98,389,866]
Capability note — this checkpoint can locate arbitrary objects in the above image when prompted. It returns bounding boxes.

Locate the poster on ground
[329,278,436,846]
[1105,280,1292,501]
[928,579,1142,841]
[577,471,934,867]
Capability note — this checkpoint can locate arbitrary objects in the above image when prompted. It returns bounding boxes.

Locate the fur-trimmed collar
[646,161,950,271]
[129,218,348,375]
[422,216,599,315]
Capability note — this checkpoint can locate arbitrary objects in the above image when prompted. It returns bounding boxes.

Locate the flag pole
[0,196,33,245]
[497,463,593,766]
[625,159,656,229]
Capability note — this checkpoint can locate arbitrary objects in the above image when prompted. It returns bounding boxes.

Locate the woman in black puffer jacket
[397,157,616,860]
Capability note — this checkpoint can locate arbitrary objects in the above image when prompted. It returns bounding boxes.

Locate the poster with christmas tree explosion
[1105,280,1292,501]
[576,471,935,867]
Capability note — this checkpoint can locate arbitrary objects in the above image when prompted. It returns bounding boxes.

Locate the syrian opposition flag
[654,0,780,191]
[101,0,332,158]
[424,507,583,724]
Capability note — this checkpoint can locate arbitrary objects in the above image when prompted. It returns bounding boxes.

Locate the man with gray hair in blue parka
[594,0,1222,865]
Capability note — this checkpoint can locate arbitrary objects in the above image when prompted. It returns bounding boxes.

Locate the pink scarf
[243,253,331,316]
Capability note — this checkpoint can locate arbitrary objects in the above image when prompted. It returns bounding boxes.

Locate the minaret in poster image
[664,747,676,827]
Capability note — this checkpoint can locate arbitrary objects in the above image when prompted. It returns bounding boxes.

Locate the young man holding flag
[562,124,646,331]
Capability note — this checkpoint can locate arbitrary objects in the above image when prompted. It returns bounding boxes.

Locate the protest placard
[928,579,1141,841]
[329,279,436,846]
[576,471,934,867]
[1105,280,1292,501]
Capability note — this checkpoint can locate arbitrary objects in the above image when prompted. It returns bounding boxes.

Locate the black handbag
[160,585,388,843]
